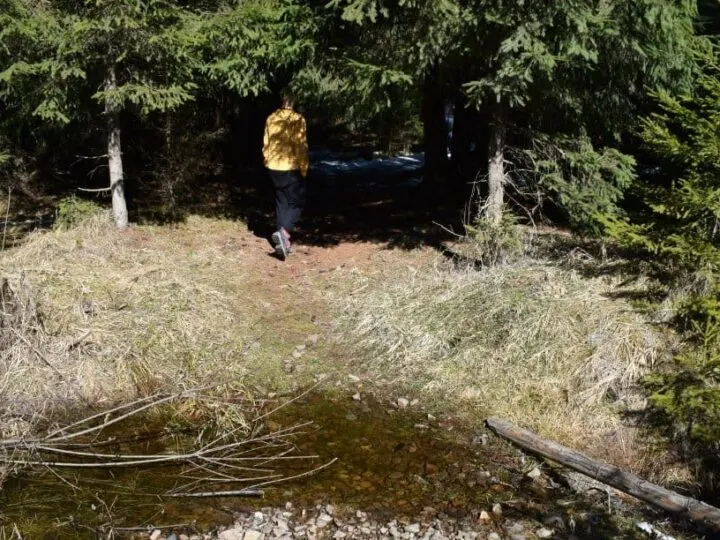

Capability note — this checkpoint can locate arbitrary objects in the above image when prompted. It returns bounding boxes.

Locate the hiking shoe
[271,230,291,260]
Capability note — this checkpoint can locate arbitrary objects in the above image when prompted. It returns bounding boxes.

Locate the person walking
[262,94,309,260]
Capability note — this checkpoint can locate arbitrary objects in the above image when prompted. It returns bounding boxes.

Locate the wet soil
[0,392,634,539]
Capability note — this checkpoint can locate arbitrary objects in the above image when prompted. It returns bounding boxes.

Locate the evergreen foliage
[603,62,720,456]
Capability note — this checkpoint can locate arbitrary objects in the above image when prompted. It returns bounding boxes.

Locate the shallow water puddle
[0,393,553,538]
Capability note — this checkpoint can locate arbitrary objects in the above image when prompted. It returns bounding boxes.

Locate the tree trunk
[487,417,720,532]
[485,102,505,226]
[105,63,128,230]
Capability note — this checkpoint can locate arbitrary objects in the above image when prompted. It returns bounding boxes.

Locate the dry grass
[330,249,677,473]
[0,212,317,439]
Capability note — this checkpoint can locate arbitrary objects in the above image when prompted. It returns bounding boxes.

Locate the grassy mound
[332,254,673,471]
[0,214,321,438]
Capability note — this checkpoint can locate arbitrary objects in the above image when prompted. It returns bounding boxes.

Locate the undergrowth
[330,249,681,478]
[0,215,319,440]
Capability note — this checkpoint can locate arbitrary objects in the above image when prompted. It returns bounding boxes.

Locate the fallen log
[486,417,720,532]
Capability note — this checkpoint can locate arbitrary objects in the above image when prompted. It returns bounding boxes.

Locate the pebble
[527,467,542,479]
[150,530,162,540]
[316,513,333,528]
[397,397,410,409]
[218,531,243,540]
[406,523,421,534]
[210,504,568,540]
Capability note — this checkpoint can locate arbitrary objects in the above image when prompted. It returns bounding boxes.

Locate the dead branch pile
[0,386,335,498]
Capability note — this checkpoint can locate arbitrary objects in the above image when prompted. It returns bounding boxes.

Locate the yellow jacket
[263,108,309,177]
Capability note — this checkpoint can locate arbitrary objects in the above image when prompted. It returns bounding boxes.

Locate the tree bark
[486,417,720,532]
[485,101,505,226]
[105,63,128,230]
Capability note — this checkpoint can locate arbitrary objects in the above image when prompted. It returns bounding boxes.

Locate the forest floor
[0,155,705,538]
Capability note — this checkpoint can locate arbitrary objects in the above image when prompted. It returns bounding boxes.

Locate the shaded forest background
[4,0,720,498]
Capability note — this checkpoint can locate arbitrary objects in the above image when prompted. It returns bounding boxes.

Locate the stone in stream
[316,513,333,528]
[217,531,243,540]
[406,522,421,534]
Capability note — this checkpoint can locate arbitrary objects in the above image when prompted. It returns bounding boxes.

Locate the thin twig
[252,380,325,423]
[77,187,112,193]
[9,327,65,380]
[168,458,338,498]
[41,392,166,441]
[164,488,264,498]
[432,221,465,239]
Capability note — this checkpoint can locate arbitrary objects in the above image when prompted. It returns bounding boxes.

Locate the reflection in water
[0,393,584,538]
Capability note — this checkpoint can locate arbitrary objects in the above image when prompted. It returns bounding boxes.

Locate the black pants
[270,169,306,233]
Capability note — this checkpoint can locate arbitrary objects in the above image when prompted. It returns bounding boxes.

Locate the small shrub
[464,211,524,266]
[54,197,108,230]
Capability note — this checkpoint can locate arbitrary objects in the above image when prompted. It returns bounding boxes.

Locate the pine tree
[328,0,701,228]
[1,0,197,228]
[0,0,314,228]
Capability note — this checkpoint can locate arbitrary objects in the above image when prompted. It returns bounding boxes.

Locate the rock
[492,503,502,516]
[292,350,304,359]
[527,467,542,479]
[348,374,361,382]
[285,502,294,511]
[150,530,162,540]
[316,513,333,528]
[356,510,368,521]
[410,399,420,407]
[295,344,306,353]
[397,398,410,409]
[505,523,525,535]
[217,531,242,540]
[325,504,336,516]
[427,413,437,421]
[167,534,177,540]
[352,393,362,401]
[406,523,421,534]
[179,536,189,540]
[306,334,320,345]
[243,532,265,540]
[535,528,554,539]
[253,511,265,526]
[543,515,565,529]
[479,511,491,523]
[487,534,501,540]
[333,532,347,539]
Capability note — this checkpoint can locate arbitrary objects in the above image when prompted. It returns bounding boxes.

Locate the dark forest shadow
[131,155,468,253]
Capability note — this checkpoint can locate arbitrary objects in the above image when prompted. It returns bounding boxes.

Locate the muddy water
[0,393,558,538]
